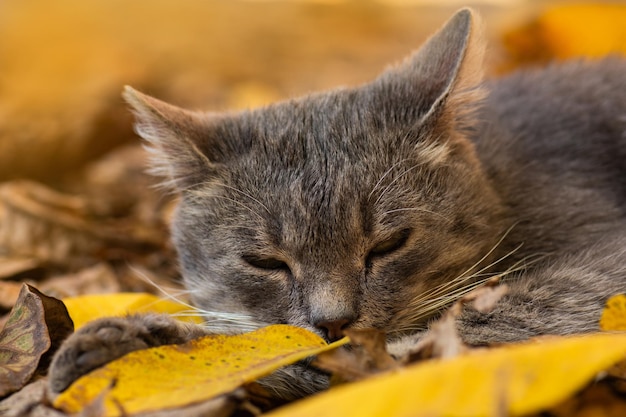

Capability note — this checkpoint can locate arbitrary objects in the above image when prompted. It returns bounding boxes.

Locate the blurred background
[1,0,625,183]
[0,0,624,310]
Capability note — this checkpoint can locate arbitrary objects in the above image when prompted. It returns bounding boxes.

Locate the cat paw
[48,313,206,396]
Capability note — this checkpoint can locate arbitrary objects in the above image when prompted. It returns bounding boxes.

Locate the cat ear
[123,86,217,190]
[372,8,485,131]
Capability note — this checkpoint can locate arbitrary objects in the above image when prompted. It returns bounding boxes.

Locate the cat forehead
[224,87,417,171]
[244,89,373,143]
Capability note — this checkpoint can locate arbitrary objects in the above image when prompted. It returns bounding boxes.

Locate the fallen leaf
[0,379,66,417]
[545,379,626,417]
[405,282,509,363]
[538,4,626,59]
[40,263,120,300]
[502,4,626,71]
[406,304,467,363]
[600,294,626,332]
[0,284,73,397]
[62,292,203,329]
[462,278,508,313]
[266,333,626,417]
[314,329,398,383]
[343,329,397,371]
[0,257,43,281]
[598,294,626,381]
[0,281,25,311]
[0,180,162,268]
[54,325,348,416]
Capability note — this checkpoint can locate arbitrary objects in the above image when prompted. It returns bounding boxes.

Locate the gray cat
[49,8,626,399]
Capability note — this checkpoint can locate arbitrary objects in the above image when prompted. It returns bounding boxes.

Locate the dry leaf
[600,294,626,332]
[406,304,467,362]
[544,380,626,417]
[0,281,26,311]
[0,284,73,397]
[598,294,626,381]
[538,4,626,59]
[405,281,508,362]
[462,278,509,313]
[315,329,397,383]
[0,180,162,268]
[54,325,348,416]
[0,379,65,417]
[267,333,626,417]
[133,390,246,417]
[502,4,626,70]
[0,257,43,281]
[40,263,120,300]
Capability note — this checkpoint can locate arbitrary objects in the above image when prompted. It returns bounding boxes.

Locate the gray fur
[49,8,626,399]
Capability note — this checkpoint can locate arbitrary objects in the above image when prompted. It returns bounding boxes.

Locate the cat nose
[315,319,350,342]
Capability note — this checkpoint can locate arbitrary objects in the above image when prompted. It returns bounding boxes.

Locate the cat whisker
[409,244,521,308]
[393,226,536,332]
[446,222,519,284]
[399,275,496,328]
[132,260,274,334]
[128,264,193,303]
[416,226,521,300]
[400,251,547,329]
[189,308,266,334]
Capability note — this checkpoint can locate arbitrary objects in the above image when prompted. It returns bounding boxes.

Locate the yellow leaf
[539,4,626,59]
[54,324,348,416]
[62,293,202,329]
[600,294,626,331]
[268,333,626,417]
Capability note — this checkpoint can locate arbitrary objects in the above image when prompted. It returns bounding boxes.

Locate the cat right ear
[372,8,485,133]
[123,86,217,190]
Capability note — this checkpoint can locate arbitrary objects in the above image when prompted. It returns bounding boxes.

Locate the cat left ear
[372,8,485,130]
[123,86,217,190]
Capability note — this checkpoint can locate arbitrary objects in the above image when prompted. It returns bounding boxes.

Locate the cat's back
[475,58,626,252]
[482,58,626,165]
[478,58,626,190]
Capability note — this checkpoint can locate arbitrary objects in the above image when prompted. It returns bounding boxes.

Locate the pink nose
[315,319,350,342]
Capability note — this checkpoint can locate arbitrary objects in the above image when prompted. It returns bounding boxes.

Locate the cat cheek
[238,274,292,317]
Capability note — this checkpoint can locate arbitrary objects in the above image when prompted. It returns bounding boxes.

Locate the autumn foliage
[1,1,626,416]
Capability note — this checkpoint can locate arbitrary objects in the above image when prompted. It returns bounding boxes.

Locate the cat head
[124,9,504,341]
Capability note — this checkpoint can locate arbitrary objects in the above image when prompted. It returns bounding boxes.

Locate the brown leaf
[461,276,509,313]
[543,379,626,417]
[405,280,507,362]
[343,329,398,372]
[0,281,25,311]
[314,329,398,383]
[132,390,245,417]
[0,379,65,417]
[0,180,163,268]
[40,263,120,300]
[0,257,43,281]
[406,303,467,363]
[0,284,73,397]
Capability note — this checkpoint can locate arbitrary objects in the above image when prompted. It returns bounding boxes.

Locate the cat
[49,8,626,400]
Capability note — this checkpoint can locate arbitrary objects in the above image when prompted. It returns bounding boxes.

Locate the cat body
[49,9,626,399]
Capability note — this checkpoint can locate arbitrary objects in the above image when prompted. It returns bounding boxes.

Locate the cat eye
[368,229,411,259]
[243,255,290,272]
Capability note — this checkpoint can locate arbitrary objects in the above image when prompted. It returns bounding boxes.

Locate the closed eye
[368,229,411,260]
[243,255,290,272]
